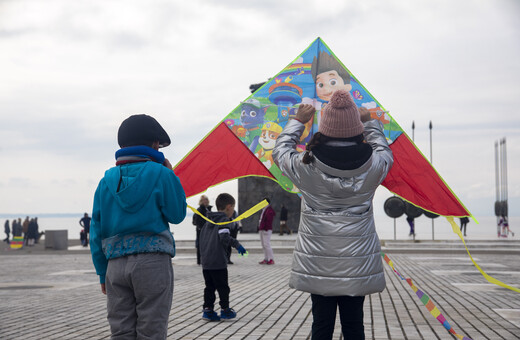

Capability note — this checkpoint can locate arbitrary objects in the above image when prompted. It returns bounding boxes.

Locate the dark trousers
[311,294,365,340]
[203,269,230,310]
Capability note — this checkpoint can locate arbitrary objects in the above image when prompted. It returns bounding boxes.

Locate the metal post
[430,121,434,240]
[394,218,396,241]
[495,141,500,230]
[501,138,508,220]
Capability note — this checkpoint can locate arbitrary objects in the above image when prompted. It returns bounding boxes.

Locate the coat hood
[104,162,161,212]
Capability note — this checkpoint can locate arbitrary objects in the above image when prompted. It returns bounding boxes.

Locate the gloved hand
[237,245,247,256]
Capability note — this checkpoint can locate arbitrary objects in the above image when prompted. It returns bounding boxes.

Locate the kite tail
[446,217,520,293]
[188,199,268,225]
[381,252,472,340]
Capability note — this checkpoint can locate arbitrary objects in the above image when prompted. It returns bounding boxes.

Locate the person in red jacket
[258,198,276,265]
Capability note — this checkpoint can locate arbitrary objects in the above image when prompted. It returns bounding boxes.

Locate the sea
[1,213,516,241]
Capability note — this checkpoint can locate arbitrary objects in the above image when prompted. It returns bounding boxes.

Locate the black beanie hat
[118,114,171,148]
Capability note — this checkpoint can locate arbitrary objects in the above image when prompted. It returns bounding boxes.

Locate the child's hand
[359,107,372,123]
[237,245,247,256]
[101,283,106,295]
[295,104,315,124]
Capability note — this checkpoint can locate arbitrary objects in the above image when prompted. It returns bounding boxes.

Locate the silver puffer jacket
[273,119,393,296]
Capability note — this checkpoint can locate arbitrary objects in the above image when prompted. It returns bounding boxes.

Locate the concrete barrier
[44,230,68,250]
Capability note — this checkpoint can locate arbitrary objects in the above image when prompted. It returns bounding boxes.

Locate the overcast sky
[0,0,519,217]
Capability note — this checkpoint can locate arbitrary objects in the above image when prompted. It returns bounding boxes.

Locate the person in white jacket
[273,90,393,340]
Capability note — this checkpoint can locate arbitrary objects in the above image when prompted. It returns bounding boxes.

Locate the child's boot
[202,308,221,321]
[220,307,237,320]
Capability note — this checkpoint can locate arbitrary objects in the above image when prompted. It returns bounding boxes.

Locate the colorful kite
[174,37,471,218]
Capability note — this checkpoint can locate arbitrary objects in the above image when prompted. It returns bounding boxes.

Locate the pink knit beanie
[319,90,364,138]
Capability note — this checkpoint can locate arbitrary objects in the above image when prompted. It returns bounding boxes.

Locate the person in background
[79,213,92,247]
[193,195,212,265]
[273,90,393,340]
[199,193,247,321]
[498,216,514,237]
[406,216,415,237]
[22,216,29,245]
[459,216,469,237]
[27,218,37,246]
[3,220,10,244]
[258,198,275,265]
[90,114,187,339]
[279,204,291,235]
[11,219,20,237]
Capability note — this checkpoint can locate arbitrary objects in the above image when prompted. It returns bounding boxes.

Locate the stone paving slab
[0,247,519,339]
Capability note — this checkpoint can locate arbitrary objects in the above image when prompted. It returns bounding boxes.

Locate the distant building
[238,177,300,233]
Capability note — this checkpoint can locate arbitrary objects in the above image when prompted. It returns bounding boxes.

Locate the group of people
[3,216,42,246]
[89,89,393,340]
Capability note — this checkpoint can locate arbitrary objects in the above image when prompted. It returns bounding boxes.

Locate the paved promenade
[0,236,519,339]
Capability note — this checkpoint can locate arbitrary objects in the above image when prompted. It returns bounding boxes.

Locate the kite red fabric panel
[174,122,274,198]
[382,135,469,216]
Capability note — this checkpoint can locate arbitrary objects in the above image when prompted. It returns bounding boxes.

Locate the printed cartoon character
[239,98,268,152]
[255,122,283,169]
[311,51,353,102]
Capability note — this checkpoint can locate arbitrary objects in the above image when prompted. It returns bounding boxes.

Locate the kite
[174,37,470,218]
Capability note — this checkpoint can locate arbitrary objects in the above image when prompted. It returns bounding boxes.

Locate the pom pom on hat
[118,114,171,148]
[318,90,364,138]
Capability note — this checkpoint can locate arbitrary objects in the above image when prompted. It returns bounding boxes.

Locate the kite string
[188,199,268,225]
[446,216,520,293]
[381,252,472,340]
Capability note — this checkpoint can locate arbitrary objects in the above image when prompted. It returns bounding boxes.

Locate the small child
[90,114,187,339]
[199,193,247,321]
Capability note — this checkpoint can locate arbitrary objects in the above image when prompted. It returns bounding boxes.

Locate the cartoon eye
[270,133,277,139]
[241,110,246,116]
[249,110,257,117]
[317,82,324,88]
[329,79,337,86]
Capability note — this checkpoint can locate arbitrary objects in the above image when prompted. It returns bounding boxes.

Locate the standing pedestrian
[79,213,92,247]
[22,216,29,245]
[407,216,415,236]
[11,219,20,237]
[3,220,10,244]
[193,195,212,265]
[258,198,275,265]
[279,204,291,235]
[273,90,393,340]
[27,218,37,246]
[459,217,469,237]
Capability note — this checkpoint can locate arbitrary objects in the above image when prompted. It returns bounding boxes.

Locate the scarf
[115,146,165,165]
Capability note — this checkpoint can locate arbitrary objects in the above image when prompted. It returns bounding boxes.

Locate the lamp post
[430,121,434,240]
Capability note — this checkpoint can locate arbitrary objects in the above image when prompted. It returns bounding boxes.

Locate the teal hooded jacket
[90,161,186,283]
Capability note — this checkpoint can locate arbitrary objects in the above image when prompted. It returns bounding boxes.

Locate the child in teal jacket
[90,114,186,339]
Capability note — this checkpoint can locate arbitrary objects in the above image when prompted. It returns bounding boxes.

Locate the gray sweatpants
[106,253,174,340]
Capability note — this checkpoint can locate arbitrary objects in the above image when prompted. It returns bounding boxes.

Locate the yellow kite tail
[188,199,268,225]
[446,217,520,293]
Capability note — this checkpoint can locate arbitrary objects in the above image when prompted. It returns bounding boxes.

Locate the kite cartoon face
[259,122,282,151]
[315,70,353,102]
[256,122,283,169]
[240,99,268,129]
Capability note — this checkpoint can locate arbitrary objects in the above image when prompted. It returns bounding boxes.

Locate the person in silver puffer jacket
[272,90,393,340]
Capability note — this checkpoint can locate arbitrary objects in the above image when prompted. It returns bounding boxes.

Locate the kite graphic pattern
[174,37,470,218]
